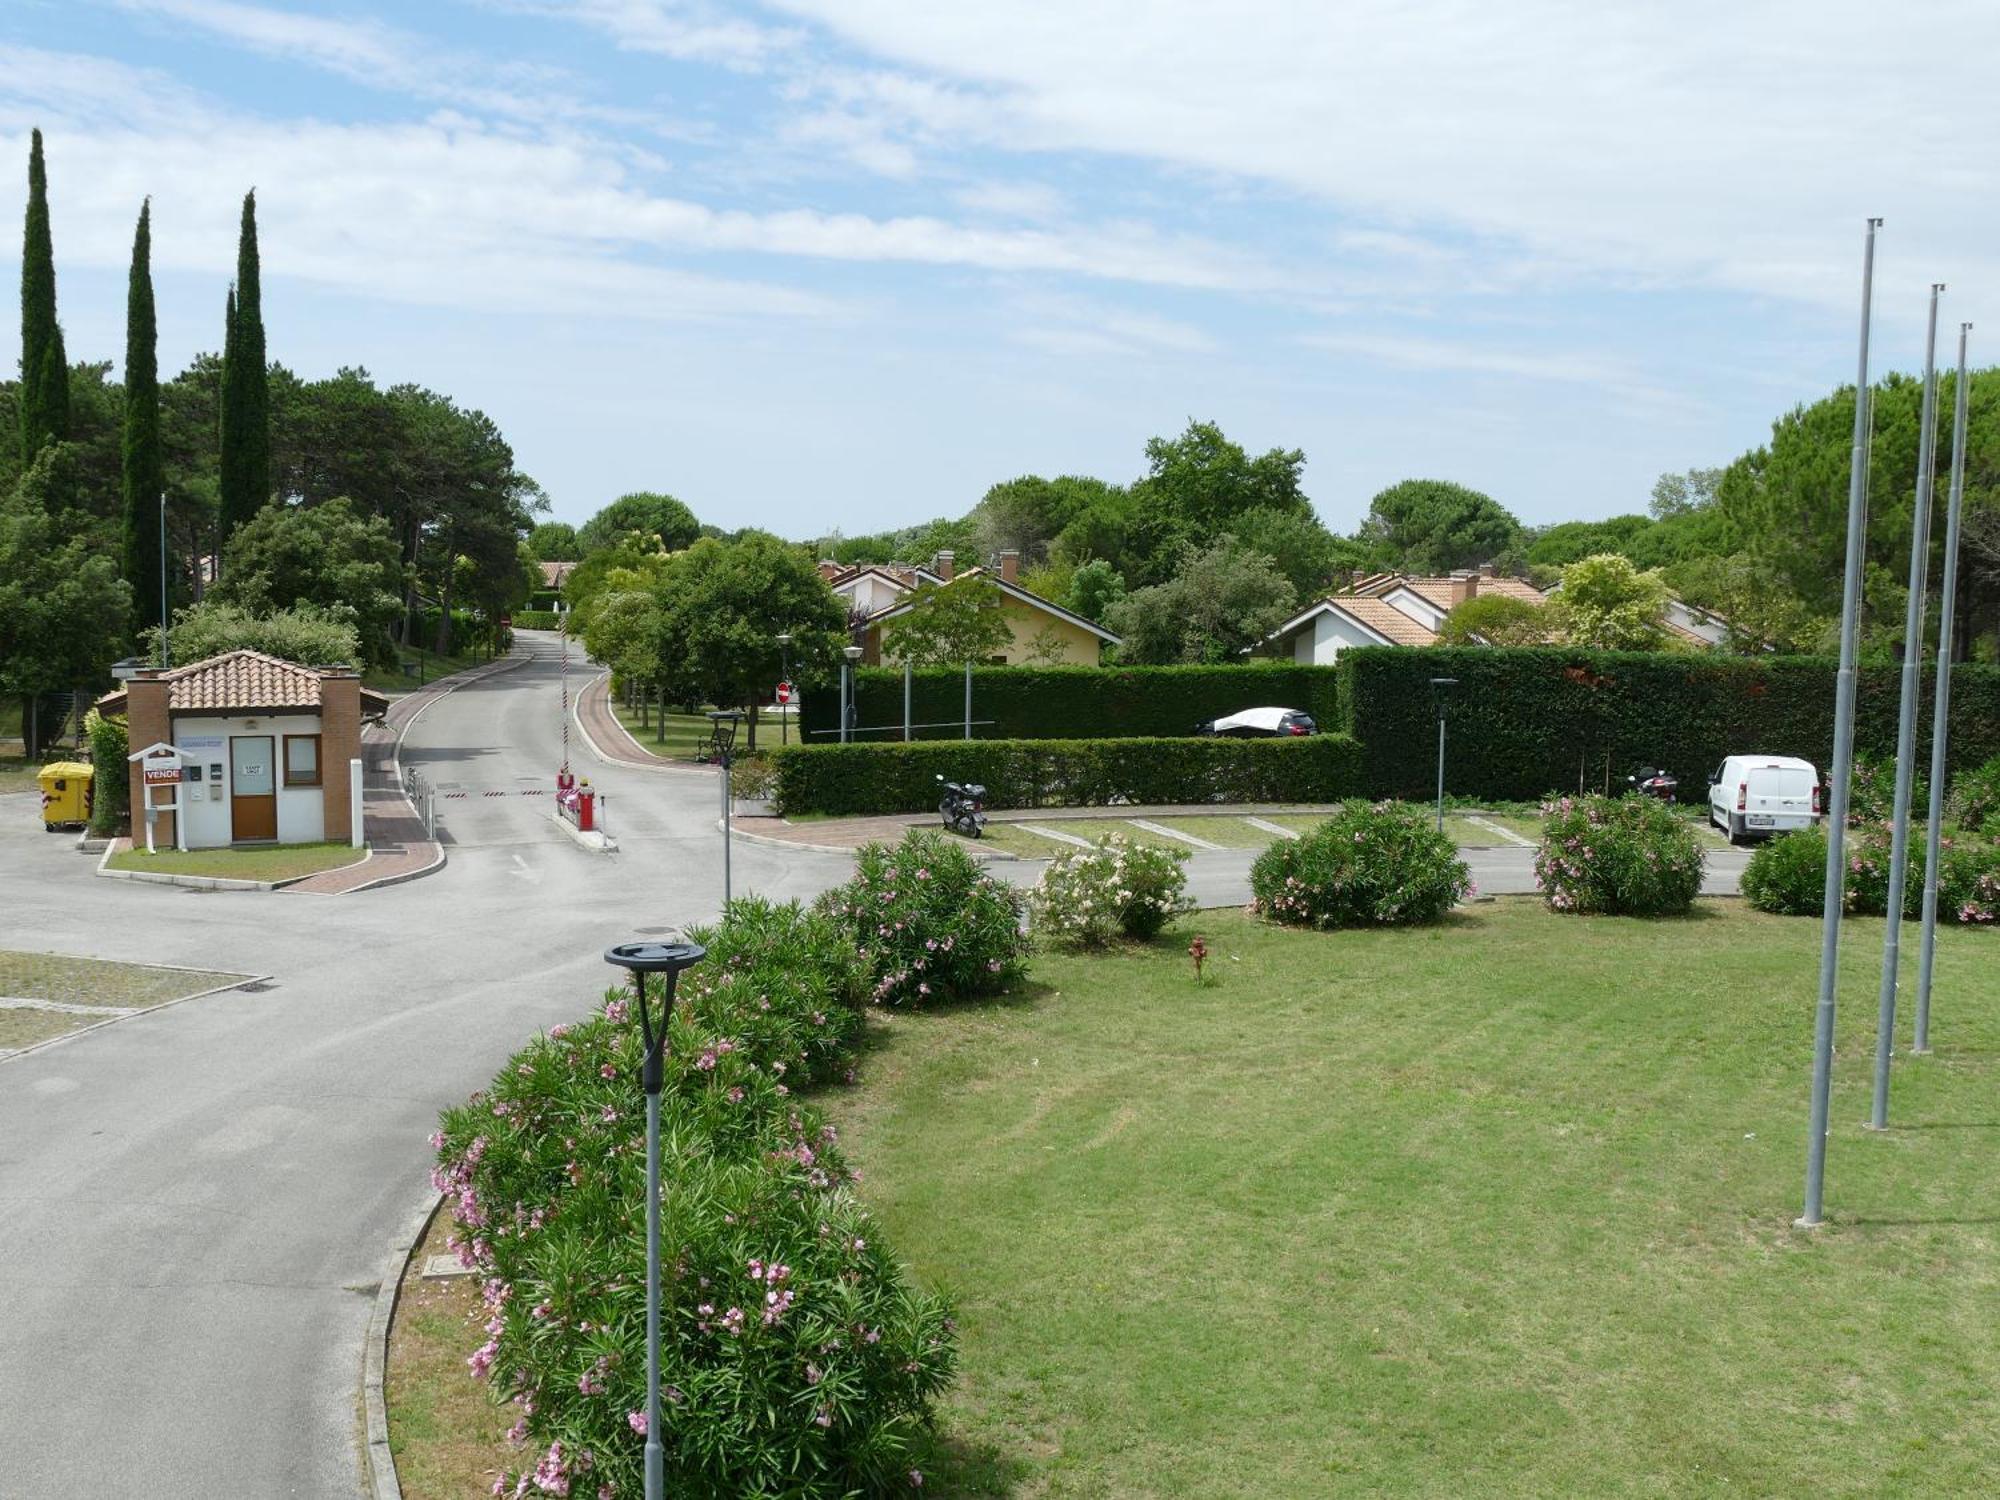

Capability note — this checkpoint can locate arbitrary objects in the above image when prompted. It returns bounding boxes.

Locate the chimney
[1449,572,1477,607]
[934,550,955,581]
[1478,562,1496,578]
[998,549,1019,585]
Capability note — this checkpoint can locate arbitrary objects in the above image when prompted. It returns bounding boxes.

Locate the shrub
[1741,826,1829,915]
[432,1008,956,1499]
[511,609,562,630]
[680,896,870,1089]
[818,830,1029,1005]
[1249,801,1470,928]
[83,708,127,835]
[798,661,1342,743]
[1845,824,2000,923]
[1028,834,1194,948]
[1847,752,1925,828]
[1335,644,2000,804]
[771,734,1362,816]
[1534,794,1705,915]
[1947,753,2000,832]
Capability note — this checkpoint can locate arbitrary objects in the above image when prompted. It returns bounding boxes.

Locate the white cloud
[497,0,797,69]
[768,0,2000,312]
[954,181,1067,222]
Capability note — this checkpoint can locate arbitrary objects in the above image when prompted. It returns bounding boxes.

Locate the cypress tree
[122,199,164,646]
[217,189,269,546]
[19,126,69,464]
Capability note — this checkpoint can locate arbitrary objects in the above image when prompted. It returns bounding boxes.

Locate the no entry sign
[776,680,794,705]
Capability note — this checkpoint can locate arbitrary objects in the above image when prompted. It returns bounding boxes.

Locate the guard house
[96,650,388,849]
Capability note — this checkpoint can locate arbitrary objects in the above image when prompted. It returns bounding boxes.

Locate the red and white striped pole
[559,608,572,790]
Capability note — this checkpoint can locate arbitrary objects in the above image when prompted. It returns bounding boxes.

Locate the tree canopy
[882,578,1014,667]
[577,491,700,557]
[1548,553,1673,651]
[211,497,405,665]
[1360,479,1521,575]
[150,600,360,667]
[1106,535,1296,664]
[1437,592,1556,647]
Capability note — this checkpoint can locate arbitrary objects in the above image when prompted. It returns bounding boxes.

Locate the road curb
[0,968,268,1066]
[573,672,713,780]
[364,1189,445,1500]
[91,837,371,892]
[550,809,618,853]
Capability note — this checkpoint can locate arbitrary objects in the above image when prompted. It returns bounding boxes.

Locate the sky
[0,1,1989,540]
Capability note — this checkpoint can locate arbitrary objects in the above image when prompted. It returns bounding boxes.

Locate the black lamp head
[603,939,708,976]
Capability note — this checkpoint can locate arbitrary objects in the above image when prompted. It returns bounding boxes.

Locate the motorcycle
[1625,766,1679,801]
[936,774,988,838]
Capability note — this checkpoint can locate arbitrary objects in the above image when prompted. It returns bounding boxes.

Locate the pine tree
[122,199,163,646]
[19,127,69,464]
[218,189,269,546]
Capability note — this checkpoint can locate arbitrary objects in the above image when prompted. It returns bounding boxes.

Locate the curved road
[0,633,1747,1495]
[0,634,851,1498]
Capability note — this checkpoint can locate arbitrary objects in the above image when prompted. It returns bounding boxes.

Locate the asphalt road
[0,633,1749,1496]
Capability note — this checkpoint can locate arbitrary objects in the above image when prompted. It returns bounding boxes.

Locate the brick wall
[126,676,174,847]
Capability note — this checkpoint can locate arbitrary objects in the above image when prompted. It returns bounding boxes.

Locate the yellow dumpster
[37,761,93,831]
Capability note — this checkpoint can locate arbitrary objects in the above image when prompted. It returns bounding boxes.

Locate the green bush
[771,734,1362,816]
[798,662,1341,742]
[818,830,1029,1006]
[1027,834,1194,948]
[1947,753,2000,832]
[1845,825,2000,923]
[1741,826,1829,915]
[1847,752,1925,827]
[1534,794,1705,915]
[83,708,127,835]
[1336,645,2000,804]
[431,895,958,1497]
[1249,801,1471,928]
[511,609,562,630]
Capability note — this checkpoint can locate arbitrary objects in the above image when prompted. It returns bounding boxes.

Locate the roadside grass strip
[829,902,2000,1496]
[1244,815,1302,840]
[105,840,364,882]
[389,1210,515,1500]
[0,951,255,1057]
[609,700,733,762]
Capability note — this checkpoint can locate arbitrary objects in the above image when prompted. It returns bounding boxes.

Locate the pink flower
[627,1410,647,1435]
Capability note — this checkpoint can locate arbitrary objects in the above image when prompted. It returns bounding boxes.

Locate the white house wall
[1285,610,1384,665]
[174,712,325,849]
[1382,587,1446,630]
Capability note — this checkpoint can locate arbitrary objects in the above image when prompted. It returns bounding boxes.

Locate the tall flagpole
[1799,218,1881,1229]
[1913,322,1972,1053]
[1867,282,1945,1132]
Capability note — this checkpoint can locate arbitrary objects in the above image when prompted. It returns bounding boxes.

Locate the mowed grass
[106,840,366,881]
[833,901,2000,1498]
[389,1211,513,1499]
[0,1007,95,1050]
[609,699,735,762]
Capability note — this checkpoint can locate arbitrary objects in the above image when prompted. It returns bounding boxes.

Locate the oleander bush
[1534,794,1705,916]
[680,897,871,1089]
[817,830,1029,1005]
[1249,801,1470,928]
[433,1009,956,1499]
[771,733,1361,816]
[432,891,958,1497]
[1741,826,1830,916]
[1947,753,2000,833]
[1028,834,1194,948]
[1845,823,2000,923]
[1846,753,1924,828]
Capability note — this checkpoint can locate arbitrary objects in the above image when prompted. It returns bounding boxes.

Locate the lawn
[608,698,735,762]
[831,901,2000,1497]
[0,950,249,1054]
[362,650,479,696]
[0,756,43,795]
[106,840,366,882]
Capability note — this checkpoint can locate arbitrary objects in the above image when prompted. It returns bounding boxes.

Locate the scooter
[1625,767,1679,801]
[937,774,988,838]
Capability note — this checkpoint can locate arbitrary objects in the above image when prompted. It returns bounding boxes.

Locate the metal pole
[904,660,913,742]
[642,978,664,1500]
[1436,713,1446,834]
[721,755,732,908]
[158,490,170,668]
[1800,217,1881,1228]
[1914,322,1972,1054]
[839,661,850,744]
[1868,282,1944,1132]
[963,661,972,740]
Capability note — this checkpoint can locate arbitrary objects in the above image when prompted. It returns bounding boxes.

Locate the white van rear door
[1745,765,1814,825]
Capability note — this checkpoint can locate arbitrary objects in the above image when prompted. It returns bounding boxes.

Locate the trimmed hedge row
[771,734,1362,815]
[1338,646,2000,803]
[797,662,1342,743]
[510,608,562,630]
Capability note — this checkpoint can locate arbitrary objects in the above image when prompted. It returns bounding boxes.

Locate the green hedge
[510,609,561,630]
[797,662,1341,743]
[1337,646,2000,803]
[772,733,1362,815]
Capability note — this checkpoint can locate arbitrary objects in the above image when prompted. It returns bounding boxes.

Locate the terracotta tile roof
[539,560,576,588]
[1362,573,1547,610]
[1324,595,1440,646]
[96,649,389,719]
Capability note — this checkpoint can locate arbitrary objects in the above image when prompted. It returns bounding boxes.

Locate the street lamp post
[1430,678,1458,834]
[602,938,708,1500]
[775,633,793,748]
[708,710,742,908]
[841,645,863,744]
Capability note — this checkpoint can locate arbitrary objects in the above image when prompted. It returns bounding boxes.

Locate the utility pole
[1868,282,1944,1132]
[159,491,171,669]
[1913,322,1973,1054]
[1799,218,1881,1229]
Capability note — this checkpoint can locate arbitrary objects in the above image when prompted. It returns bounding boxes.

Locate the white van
[1708,755,1823,844]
